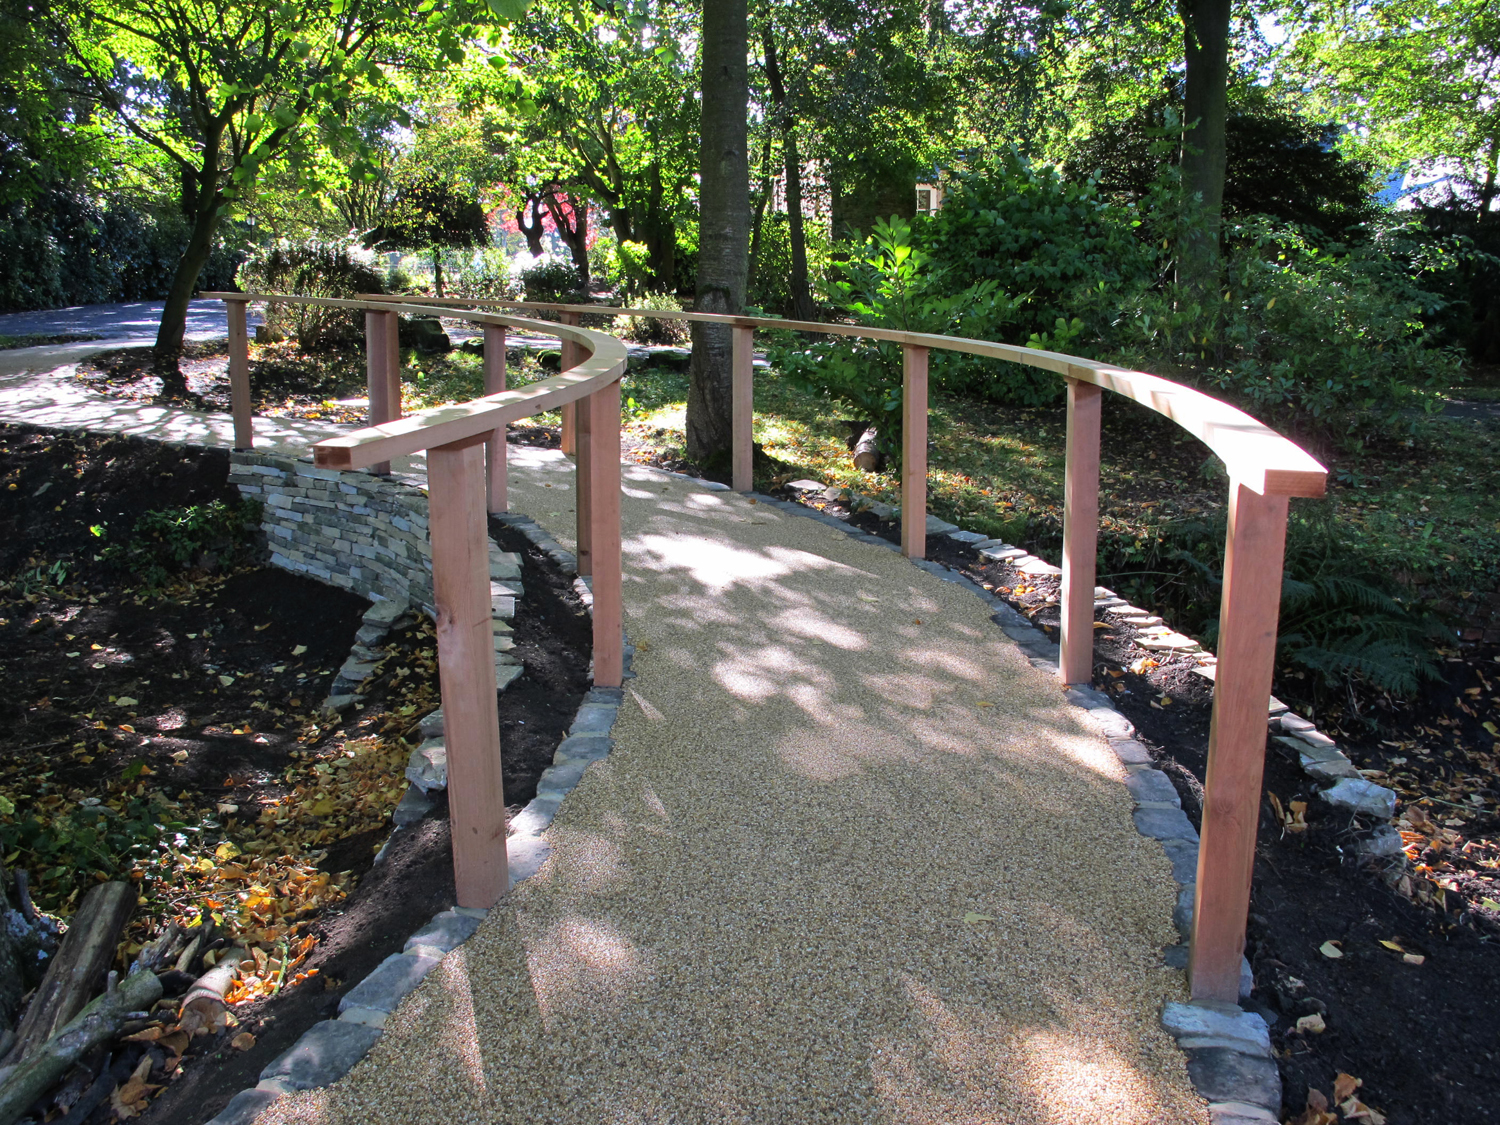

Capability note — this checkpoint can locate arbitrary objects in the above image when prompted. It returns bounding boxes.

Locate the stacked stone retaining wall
[226,451,434,612]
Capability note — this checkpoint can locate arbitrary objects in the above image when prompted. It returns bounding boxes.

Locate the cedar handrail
[209,288,1327,1007]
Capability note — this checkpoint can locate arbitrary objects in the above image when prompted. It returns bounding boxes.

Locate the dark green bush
[520,260,585,302]
[238,243,384,351]
[100,498,263,588]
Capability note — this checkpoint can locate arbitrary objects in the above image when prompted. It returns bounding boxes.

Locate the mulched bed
[769,487,1499,1125]
[0,423,592,1124]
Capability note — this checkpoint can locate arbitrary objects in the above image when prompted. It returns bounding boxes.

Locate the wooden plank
[1189,482,1290,1002]
[212,291,1327,502]
[588,379,624,687]
[732,325,754,491]
[576,368,594,577]
[560,311,581,457]
[365,310,395,476]
[226,299,253,451]
[483,324,508,513]
[427,437,510,908]
[901,345,929,559]
[1060,379,1102,685]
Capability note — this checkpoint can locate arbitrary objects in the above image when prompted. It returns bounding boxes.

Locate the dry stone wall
[226,451,434,615]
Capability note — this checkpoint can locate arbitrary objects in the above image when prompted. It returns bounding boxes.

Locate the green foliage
[0,790,179,900]
[918,151,1156,404]
[520,259,584,302]
[613,292,688,346]
[453,248,519,300]
[1093,218,1463,440]
[100,499,262,589]
[768,216,1008,459]
[238,243,384,350]
[749,212,834,317]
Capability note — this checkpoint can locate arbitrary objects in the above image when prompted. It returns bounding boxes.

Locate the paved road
[0,298,262,343]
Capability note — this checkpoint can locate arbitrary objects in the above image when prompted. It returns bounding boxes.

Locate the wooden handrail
[213,288,1328,1006]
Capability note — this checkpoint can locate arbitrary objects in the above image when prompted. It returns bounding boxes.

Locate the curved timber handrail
[210,288,1326,1008]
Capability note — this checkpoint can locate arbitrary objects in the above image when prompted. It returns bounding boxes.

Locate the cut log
[1,882,134,1067]
[0,969,161,1125]
[176,947,245,1036]
[852,426,880,471]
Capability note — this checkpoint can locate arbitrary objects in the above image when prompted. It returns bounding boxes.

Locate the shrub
[1092,218,1463,442]
[453,248,519,301]
[100,498,263,588]
[520,259,585,303]
[748,212,835,316]
[767,217,1013,461]
[238,242,384,351]
[612,292,689,346]
[917,150,1157,404]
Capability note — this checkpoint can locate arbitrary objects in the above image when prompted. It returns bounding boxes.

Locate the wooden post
[732,325,754,491]
[484,324,508,513]
[427,437,510,908]
[365,310,400,476]
[901,345,929,559]
[226,298,253,451]
[559,310,581,456]
[1189,481,1290,1002]
[588,379,624,687]
[575,372,594,576]
[1060,378,1103,685]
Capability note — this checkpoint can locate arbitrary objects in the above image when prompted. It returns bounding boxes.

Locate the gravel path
[0,351,1205,1121]
[258,447,1206,1124]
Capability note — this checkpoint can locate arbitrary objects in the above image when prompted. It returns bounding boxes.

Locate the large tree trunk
[544,189,591,291]
[153,199,219,399]
[518,195,547,257]
[762,26,815,322]
[686,0,750,467]
[1178,0,1231,300]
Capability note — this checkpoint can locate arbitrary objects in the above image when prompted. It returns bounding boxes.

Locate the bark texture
[1178,0,1231,299]
[762,25,815,322]
[686,0,750,464]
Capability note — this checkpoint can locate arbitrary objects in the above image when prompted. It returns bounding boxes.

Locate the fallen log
[852,426,879,471]
[0,969,161,1125]
[1,882,134,1067]
[177,947,246,1036]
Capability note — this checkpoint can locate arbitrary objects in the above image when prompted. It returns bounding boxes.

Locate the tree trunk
[2,882,134,1067]
[0,870,24,1032]
[518,195,547,257]
[748,133,774,292]
[1477,136,1499,224]
[545,190,591,292]
[153,198,219,399]
[762,26,815,322]
[432,249,445,298]
[641,165,677,294]
[1178,0,1231,300]
[0,969,162,1124]
[686,0,750,466]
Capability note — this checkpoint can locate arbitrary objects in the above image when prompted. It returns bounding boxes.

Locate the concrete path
[0,348,1205,1123]
[0,298,261,344]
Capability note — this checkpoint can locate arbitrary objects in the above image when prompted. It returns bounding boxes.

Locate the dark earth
[0,423,592,1124]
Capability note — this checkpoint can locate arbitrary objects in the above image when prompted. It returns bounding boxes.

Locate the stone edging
[203,507,630,1125]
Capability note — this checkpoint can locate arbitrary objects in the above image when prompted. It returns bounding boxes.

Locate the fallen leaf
[117,696,139,706]
[1378,940,1404,953]
[291,644,307,655]
[219,675,234,687]
[215,841,242,861]
[122,1025,166,1042]
[231,1031,257,1051]
[1402,953,1425,965]
[962,912,994,924]
[171,750,189,764]
[1295,1013,1326,1034]
[1319,940,1344,959]
[1334,1074,1361,1102]
[1340,1096,1387,1124]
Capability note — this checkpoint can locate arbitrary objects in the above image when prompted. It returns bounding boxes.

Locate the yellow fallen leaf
[291,644,307,656]
[962,912,994,924]
[310,798,336,816]
[1319,940,1343,959]
[1296,1013,1326,1034]
[231,1031,257,1051]
[215,841,242,861]
[117,696,138,706]
[1378,940,1404,952]
[219,675,234,687]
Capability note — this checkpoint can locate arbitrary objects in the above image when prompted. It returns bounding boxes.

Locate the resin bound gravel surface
[257,445,1206,1125]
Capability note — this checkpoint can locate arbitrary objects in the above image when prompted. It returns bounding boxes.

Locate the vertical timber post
[484,323,508,513]
[1060,377,1103,685]
[559,310,581,456]
[575,376,594,576]
[226,298,253,451]
[365,310,399,476]
[428,437,510,908]
[732,324,754,491]
[588,379,624,687]
[901,345,929,559]
[1189,481,1290,1002]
